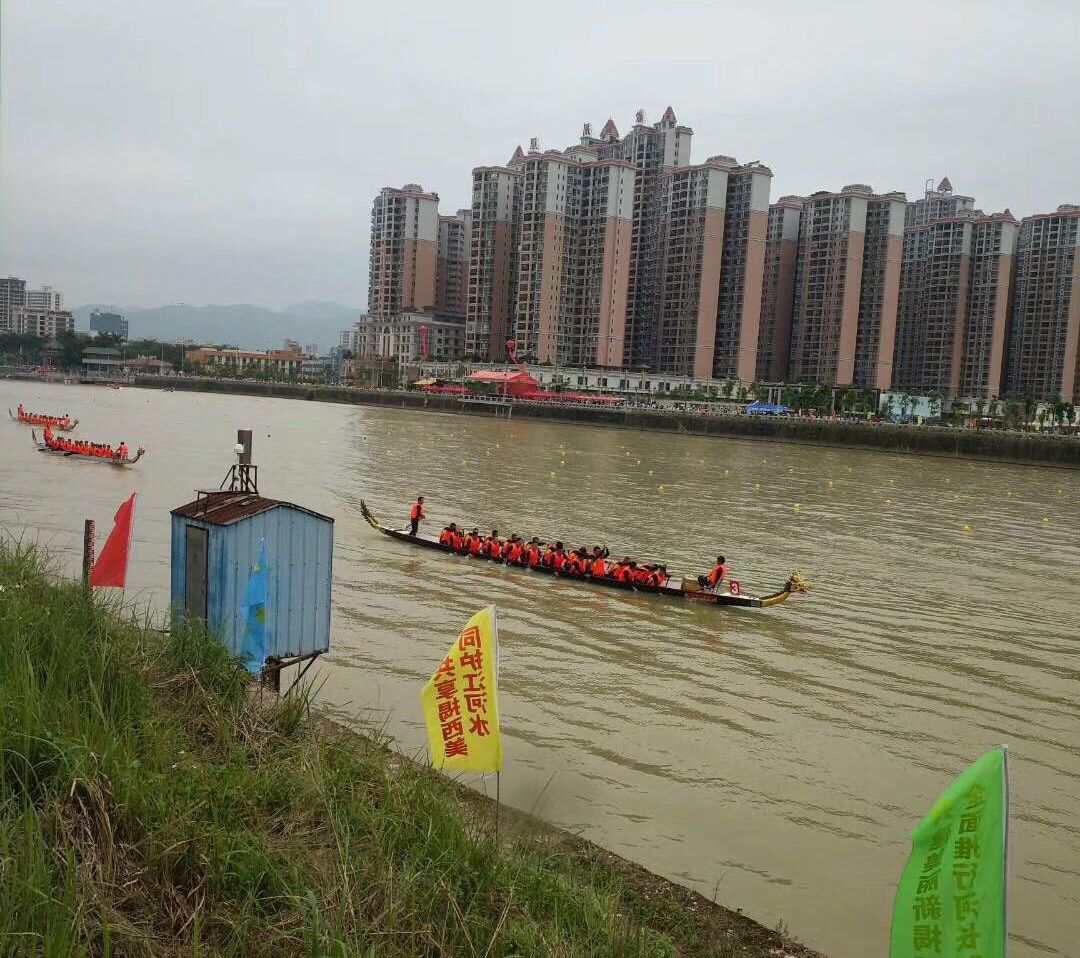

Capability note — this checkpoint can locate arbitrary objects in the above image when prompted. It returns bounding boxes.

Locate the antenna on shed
[221,429,258,494]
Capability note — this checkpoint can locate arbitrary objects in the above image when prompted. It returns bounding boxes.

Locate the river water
[1,380,1078,958]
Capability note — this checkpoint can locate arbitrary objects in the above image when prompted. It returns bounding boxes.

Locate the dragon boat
[10,408,78,430]
[32,430,145,466]
[360,500,808,609]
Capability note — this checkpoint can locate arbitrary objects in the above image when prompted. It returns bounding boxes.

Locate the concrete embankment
[135,376,1080,468]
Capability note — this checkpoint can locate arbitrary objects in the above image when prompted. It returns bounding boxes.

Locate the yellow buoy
[560,460,566,467]
[793,502,801,511]
[636,459,641,465]
[755,483,761,491]
[1042,516,1050,524]
[724,469,729,476]
[648,469,653,475]
[549,471,555,478]
[827,479,834,488]
[1007,490,1012,497]
[885,498,892,505]
[889,478,895,485]
[658,484,665,492]
[963,524,971,534]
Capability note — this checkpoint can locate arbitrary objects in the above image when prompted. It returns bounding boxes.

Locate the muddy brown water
[2,380,1078,957]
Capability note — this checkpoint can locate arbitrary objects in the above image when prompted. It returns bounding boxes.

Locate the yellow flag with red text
[421,606,502,772]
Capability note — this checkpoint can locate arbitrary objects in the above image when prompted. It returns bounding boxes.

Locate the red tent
[466,369,539,397]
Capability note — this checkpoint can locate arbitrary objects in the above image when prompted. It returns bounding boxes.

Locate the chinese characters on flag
[890,747,1008,958]
[420,606,502,773]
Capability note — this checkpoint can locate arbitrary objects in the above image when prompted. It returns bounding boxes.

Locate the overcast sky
[2,0,1077,309]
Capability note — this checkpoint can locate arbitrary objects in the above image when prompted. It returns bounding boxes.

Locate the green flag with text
[890,747,1009,958]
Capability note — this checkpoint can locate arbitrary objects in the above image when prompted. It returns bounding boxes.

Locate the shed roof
[172,491,333,526]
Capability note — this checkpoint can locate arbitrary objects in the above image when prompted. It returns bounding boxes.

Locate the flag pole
[495,771,501,845]
[81,519,96,593]
[1001,744,1010,958]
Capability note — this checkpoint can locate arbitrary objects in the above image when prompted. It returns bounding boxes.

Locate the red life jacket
[486,539,502,559]
[631,568,650,585]
[552,552,566,571]
[707,563,728,587]
[566,555,586,575]
[524,546,540,567]
[468,537,483,556]
[451,532,464,551]
[410,502,423,521]
[438,529,453,546]
[501,540,514,559]
[589,557,607,577]
[541,549,556,567]
[644,570,661,587]
[507,543,523,564]
[612,565,630,583]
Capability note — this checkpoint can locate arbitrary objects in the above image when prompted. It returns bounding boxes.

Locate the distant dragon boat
[31,430,145,466]
[360,500,809,610]
[9,408,78,430]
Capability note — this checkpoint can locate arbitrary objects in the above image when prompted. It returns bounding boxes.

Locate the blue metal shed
[170,491,334,660]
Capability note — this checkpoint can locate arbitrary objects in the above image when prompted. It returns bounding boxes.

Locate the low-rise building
[184,347,304,376]
[350,310,466,363]
[10,306,75,338]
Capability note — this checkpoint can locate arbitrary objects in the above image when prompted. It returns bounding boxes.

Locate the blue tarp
[745,401,793,415]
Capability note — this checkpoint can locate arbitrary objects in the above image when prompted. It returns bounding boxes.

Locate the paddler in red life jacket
[522,537,542,568]
[408,496,426,536]
[698,555,729,591]
[117,442,128,461]
[438,522,459,548]
[504,535,524,565]
[43,424,53,445]
[18,403,25,418]
[541,541,565,570]
[484,530,502,560]
[588,547,608,578]
[564,548,588,576]
[610,558,632,583]
[465,528,483,556]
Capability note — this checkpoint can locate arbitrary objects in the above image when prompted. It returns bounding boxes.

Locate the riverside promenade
[133,375,1080,468]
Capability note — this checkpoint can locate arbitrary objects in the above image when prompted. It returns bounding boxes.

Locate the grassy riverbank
[132,376,1080,468]
[0,542,821,958]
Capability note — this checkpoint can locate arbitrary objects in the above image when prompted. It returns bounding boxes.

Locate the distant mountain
[72,302,362,352]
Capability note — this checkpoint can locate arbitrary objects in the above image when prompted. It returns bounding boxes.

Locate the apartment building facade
[712,158,771,382]
[11,306,76,338]
[511,146,633,368]
[436,209,472,316]
[756,198,801,382]
[350,311,466,364]
[894,180,1019,400]
[368,184,439,317]
[788,185,905,388]
[1005,205,1080,403]
[654,162,728,379]
[466,164,522,360]
[0,276,27,332]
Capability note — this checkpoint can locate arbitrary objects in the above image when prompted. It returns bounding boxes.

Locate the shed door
[184,525,208,621]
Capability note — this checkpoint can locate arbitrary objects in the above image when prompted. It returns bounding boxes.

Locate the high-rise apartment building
[789,185,904,387]
[466,163,522,360]
[436,209,472,316]
[712,158,771,382]
[590,108,694,369]
[0,276,27,332]
[905,178,976,228]
[756,198,801,382]
[1005,205,1080,404]
[368,184,439,318]
[512,145,633,368]
[854,191,906,389]
[894,181,1018,399]
[469,107,772,379]
[654,162,728,378]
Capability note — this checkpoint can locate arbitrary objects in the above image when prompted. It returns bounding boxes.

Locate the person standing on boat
[409,496,426,536]
[117,442,129,461]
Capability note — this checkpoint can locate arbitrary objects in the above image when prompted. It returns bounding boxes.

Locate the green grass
[0,543,650,957]
[0,540,806,957]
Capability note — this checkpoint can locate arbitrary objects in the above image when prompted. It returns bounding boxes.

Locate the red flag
[89,493,137,588]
